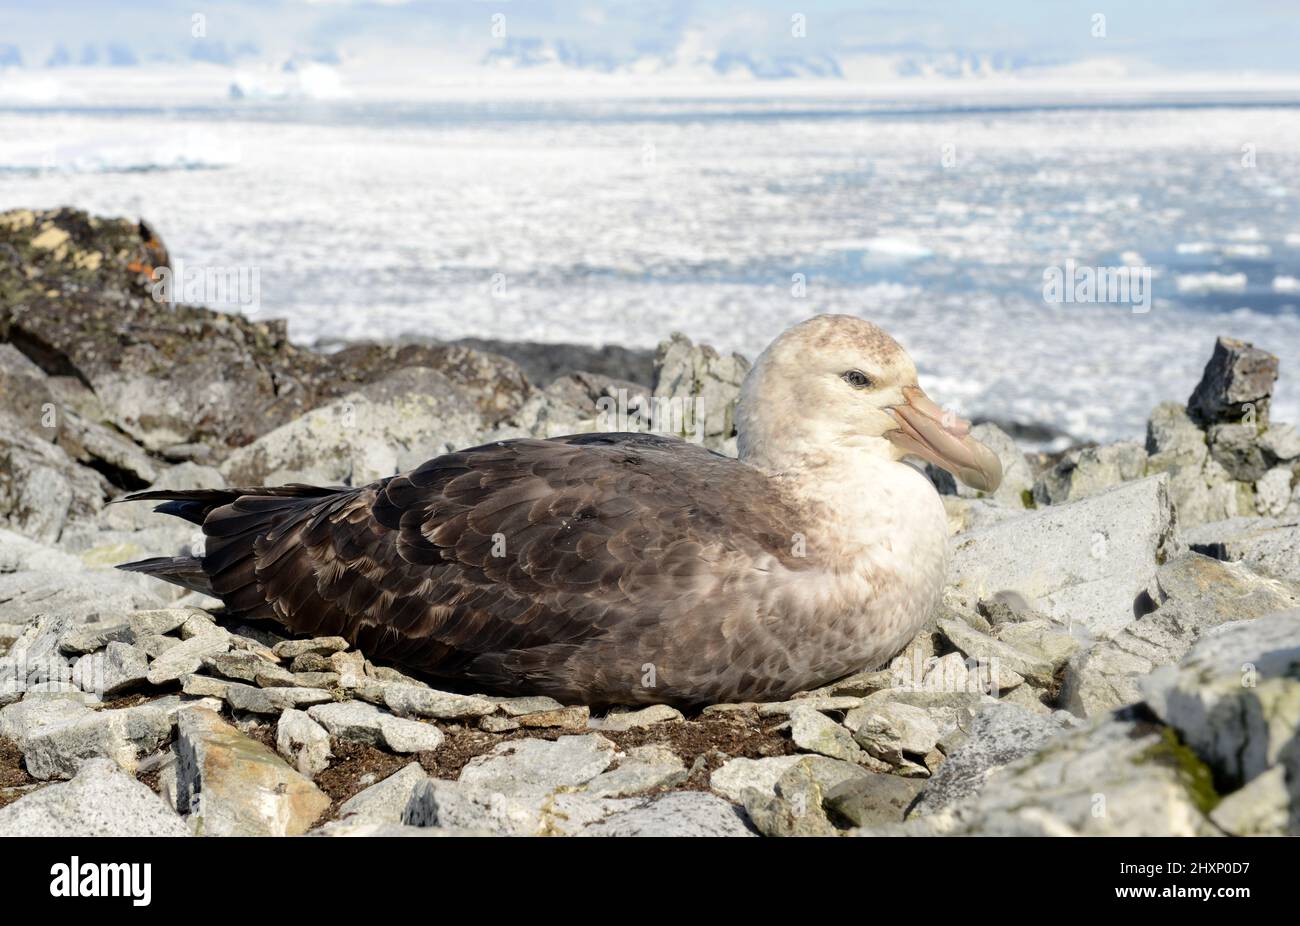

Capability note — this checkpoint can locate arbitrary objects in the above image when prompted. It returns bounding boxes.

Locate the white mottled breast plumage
[758,453,950,693]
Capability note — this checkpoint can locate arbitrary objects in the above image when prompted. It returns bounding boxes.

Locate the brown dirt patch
[415,710,795,789]
[0,737,40,809]
[313,741,412,824]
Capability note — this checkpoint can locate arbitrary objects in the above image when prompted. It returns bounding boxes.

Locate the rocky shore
[1,207,1298,837]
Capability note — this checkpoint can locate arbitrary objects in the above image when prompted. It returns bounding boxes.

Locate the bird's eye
[841,370,872,389]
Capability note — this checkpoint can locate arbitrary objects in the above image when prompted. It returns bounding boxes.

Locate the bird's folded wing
[200,434,810,684]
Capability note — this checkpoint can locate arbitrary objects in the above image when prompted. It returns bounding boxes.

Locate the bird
[119,314,1002,706]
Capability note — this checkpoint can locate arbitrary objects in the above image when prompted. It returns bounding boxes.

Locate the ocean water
[1,96,1299,444]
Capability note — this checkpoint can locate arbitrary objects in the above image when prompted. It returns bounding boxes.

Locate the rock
[1,208,524,458]
[1207,422,1271,482]
[511,705,589,730]
[927,423,1034,508]
[857,688,998,748]
[584,745,687,797]
[458,734,615,794]
[941,715,1218,836]
[334,761,430,825]
[202,652,297,688]
[70,642,149,696]
[850,702,941,768]
[1141,610,1300,829]
[947,475,1178,639]
[756,696,865,717]
[941,496,1027,534]
[1187,517,1300,584]
[825,771,925,828]
[58,408,161,487]
[0,532,167,622]
[1209,765,1290,836]
[1256,466,1294,517]
[0,413,108,543]
[579,791,756,837]
[1,696,172,780]
[276,708,333,777]
[651,332,750,455]
[1063,551,1300,719]
[402,777,633,836]
[145,630,230,685]
[219,368,491,485]
[307,700,444,754]
[58,619,133,655]
[742,758,840,836]
[174,707,330,836]
[788,704,866,763]
[328,340,533,421]
[370,682,496,721]
[1260,423,1300,463]
[272,636,350,659]
[1145,402,1244,527]
[0,343,57,441]
[221,681,333,714]
[913,703,1069,814]
[710,755,806,804]
[1032,441,1148,506]
[992,619,1081,674]
[56,609,190,655]
[587,704,684,731]
[1186,335,1279,426]
[1146,401,1208,468]
[0,757,189,837]
[935,618,1055,687]
[490,695,564,716]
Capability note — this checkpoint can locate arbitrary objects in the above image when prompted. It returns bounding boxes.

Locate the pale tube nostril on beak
[885,386,1003,492]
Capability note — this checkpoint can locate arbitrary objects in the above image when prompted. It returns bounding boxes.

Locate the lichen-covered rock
[1141,610,1300,833]
[934,716,1219,836]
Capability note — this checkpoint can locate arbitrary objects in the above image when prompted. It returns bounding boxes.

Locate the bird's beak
[885,385,1003,492]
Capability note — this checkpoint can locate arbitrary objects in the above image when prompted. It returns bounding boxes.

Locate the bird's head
[736,314,1003,492]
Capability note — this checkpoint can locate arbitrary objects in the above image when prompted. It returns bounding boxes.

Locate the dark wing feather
[170,434,814,703]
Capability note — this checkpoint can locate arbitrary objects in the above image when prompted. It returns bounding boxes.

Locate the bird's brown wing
[196,433,812,700]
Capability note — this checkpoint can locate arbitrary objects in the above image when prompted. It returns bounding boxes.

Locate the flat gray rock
[579,791,756,837]
[458,734,615,793]
[336,761,429,825]
[947,475,1179,639]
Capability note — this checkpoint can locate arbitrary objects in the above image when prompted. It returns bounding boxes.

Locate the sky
[2,0,1300,83]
